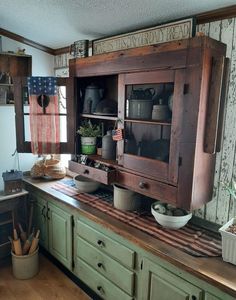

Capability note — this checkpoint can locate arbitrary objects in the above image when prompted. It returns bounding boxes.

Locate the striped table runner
[52,181,222,257]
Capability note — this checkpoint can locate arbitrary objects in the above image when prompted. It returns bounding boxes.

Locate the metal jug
[83,84,104,114]
[69,40,89,58]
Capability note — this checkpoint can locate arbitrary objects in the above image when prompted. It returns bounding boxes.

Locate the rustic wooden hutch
[13,36,226,211]
[68,36,226,211]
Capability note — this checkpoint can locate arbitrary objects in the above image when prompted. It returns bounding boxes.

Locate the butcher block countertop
[23,176,236,298]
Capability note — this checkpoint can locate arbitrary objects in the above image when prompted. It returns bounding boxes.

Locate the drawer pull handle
[97,286,104,294]
[139,181,147,189]
[83,169,89,174]
[97,262,103,268]
[97,240,104,247]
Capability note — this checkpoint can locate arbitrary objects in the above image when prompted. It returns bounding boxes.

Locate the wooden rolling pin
[29,230,40,254]
[13,228,22,256]
[22,232,34,255]
[18,223,27,242]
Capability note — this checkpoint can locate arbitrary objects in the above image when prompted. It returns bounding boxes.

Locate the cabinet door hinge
[183,84,189,94]
[72,259,75,269]
[179,157,182,166]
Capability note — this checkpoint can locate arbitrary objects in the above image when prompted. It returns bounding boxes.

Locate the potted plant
[219,180,236,265]
[77,120,101,155]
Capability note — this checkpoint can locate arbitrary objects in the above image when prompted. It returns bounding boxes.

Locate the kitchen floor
[0,254,91,300]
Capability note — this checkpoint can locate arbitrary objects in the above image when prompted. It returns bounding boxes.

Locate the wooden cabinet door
[141,258,202,300]
[48,202,72,270]
[118,69,185,185]
[33,195,48,250]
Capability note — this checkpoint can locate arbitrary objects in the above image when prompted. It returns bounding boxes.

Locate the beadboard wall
[54,18,236,226]
[195,19,236,225]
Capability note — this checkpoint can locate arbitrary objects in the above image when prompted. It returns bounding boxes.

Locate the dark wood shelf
[0,83,13,87]
[0,52,31,58]
[81,113,118,121]
[125,118,171,126]
[0,219,13,226]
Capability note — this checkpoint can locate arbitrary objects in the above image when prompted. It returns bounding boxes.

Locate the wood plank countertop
[23,176,236,298]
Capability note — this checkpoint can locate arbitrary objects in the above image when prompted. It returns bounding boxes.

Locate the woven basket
[31,157,66,179]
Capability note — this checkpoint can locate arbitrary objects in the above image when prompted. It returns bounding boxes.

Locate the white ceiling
[0,0,235,49]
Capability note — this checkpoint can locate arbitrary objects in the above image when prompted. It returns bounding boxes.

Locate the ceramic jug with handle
[83,84,104,114]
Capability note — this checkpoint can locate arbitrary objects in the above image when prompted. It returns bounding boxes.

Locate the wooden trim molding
[196,5,236,24]
[54,46,70,55]
[0,28,55,55]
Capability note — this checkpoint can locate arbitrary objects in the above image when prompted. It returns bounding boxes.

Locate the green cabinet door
[48,202,72,270]
[33,195,48,250]
[141,258,203,300]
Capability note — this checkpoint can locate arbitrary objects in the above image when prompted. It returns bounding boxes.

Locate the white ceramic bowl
[73,175,100,193]
[151,203,192,229]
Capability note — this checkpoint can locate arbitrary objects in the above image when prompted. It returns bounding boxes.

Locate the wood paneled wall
[195,19,236,225]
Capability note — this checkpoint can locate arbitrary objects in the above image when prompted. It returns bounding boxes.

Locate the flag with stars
[27,77,60,155]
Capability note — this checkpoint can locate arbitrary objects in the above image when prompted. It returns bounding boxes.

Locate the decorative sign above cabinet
[93,18,195,55]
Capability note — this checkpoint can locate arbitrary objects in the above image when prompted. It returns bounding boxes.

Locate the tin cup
[70,40,89,58]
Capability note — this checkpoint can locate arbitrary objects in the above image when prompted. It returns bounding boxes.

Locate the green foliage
[77,120,101,137]
[221,180,236,200]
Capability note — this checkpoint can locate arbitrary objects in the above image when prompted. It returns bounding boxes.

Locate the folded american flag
[112,128,123,141]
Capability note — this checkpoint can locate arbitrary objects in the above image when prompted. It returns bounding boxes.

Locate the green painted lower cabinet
[75,217,135,299]
[48,202,72,270]
[76,258,133,300]
[76,236,135,296]
[30,190,235,300]
[141,258,202,300]
[32,193,73,270]
[32,194,48,250]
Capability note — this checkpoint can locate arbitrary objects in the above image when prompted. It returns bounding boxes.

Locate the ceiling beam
[0,27,55,55]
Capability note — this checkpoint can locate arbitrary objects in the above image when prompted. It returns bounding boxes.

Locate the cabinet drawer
[69,160,116,185]
[76,236,134,295]
[117,170,177,205]
[76,258,133,300]
[76,219,135,269]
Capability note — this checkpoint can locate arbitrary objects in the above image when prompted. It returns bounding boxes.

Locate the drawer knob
[83,169,89,174]
[139,181,147,189]
[97,286,104,294]
[191,296,197,300]
[97,262,103,268]
[97,240,104,247]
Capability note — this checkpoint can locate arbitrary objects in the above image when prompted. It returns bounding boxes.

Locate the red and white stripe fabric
[28,76,60,154]
[29,94,60,154]
[52,181,222,258]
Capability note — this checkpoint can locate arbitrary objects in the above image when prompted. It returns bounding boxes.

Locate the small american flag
[112,128,123,141]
